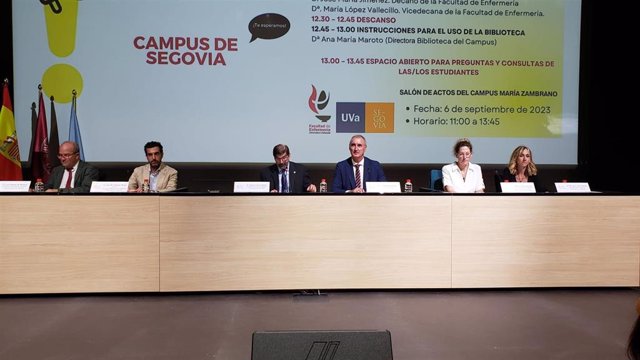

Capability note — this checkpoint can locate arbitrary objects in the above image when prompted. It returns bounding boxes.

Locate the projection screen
[12,0,582,164]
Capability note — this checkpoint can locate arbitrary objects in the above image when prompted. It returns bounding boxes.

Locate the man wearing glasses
[45,141,99,193]
[260,144,316,193]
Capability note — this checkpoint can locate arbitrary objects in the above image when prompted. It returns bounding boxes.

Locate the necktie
[65,168,73,189]
[355,164,361,189]
[281,169,288,193]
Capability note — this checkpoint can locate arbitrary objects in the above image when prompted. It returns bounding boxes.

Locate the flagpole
[31,83,51,181]
[49,94,61,168]
[69,89,85,161]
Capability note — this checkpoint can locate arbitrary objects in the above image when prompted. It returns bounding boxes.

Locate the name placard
[233,181,270,193]
[366,181,401,194]
[0,181,31,192]
[90,181,129,193]
[500,182,536,193]
[555,182,592,193]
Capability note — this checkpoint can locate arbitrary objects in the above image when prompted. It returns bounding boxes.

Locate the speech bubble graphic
[249,13,290,42]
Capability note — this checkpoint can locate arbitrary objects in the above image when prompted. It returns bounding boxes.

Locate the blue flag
[68,94,85,161]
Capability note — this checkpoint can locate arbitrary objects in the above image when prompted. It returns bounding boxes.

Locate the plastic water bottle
[142,179,150,193]
[319,178,328,193]
[404,179,412,193]
[34,178,45,192]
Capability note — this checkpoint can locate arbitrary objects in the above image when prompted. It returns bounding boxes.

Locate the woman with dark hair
[442,138,485,193]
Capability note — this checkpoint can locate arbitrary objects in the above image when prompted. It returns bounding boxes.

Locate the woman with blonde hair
[499,145,544,192]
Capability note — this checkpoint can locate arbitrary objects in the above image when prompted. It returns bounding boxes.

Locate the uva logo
[308,85,331,122]
[341,113,360,122]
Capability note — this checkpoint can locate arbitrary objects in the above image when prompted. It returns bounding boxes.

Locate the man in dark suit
[260,144,316,193]
[332,134,386,193]
[45,141,99,193]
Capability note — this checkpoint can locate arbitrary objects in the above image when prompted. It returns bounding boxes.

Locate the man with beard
[260,144,316,193]
[128,141,178,192]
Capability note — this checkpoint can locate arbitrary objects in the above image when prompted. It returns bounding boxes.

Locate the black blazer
[45,161,100,193]
[497,167,544,192]
[259,161,313,193]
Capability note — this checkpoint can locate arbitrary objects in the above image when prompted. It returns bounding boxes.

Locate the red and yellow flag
[0,81,22,180]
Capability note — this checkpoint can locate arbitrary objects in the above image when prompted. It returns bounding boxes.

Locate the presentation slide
[12,0,581,164]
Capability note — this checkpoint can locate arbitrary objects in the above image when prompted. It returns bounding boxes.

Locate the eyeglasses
[275,154,289,162]
[57,153,78,159]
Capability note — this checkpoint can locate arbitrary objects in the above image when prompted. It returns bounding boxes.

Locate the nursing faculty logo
[308,85,331,122]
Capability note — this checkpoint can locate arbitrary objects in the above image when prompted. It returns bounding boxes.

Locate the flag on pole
[48,95,61,168]
[28,101,36,164]
[69,90,85,161]
[30,85,51,182]
[0,79,23,180]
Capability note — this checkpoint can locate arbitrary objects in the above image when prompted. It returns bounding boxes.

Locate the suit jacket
[128,163,178,192]
[259,161,312,193]
[45,161,100,193]
[331,156,386,193]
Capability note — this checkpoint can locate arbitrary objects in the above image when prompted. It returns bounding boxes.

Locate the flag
[27,101,36,164]
[30,87,51,182]
[0,80,23,180]
[48,95,61,168]
[69,91,85,160]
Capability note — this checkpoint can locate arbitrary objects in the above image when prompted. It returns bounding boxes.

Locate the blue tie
[281,169,288,193]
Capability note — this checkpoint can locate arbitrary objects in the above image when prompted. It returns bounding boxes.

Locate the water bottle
[404,179,412,193]
[142,179,150,193]
[34,178,45,192]
[319,178,328,193]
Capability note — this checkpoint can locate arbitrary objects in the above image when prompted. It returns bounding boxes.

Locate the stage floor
[1,288,638,360]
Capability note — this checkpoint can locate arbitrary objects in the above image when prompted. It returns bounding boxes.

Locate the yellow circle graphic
[41,63,83,103]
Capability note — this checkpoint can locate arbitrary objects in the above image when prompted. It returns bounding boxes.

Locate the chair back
[494,170,503,192]
[430,169,443,191]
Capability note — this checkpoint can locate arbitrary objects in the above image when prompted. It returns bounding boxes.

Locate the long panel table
[1,194,638,294]
[159,196,452,291]
[0,196,159,294]
[451,196,640,287]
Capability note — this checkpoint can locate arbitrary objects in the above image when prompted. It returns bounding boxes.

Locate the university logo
[308,85,331,122]
[336,102,394,133]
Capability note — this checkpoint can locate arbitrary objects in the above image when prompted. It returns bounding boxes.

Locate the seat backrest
[494,170,503,193]
[430,169,443,191]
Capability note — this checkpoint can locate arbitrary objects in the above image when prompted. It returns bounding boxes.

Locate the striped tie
[354,164,361,189]
[281,169,288,193]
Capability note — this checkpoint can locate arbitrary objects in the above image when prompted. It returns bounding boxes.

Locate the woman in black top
[499,145,544,192]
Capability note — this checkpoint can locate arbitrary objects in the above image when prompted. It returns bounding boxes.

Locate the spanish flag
[0,80,22,180]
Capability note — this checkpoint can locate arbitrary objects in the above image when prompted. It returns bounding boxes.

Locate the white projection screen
[12,0,582,164]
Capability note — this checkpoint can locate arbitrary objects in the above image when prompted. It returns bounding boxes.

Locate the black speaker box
[251,329,393,360]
